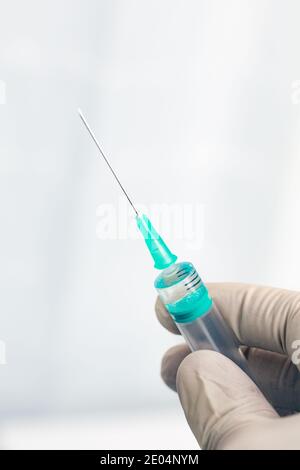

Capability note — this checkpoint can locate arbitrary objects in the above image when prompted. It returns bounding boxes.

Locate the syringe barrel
[155,261,251,375]
[176,303,249,372]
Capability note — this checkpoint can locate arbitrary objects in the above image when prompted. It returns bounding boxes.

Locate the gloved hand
[155,283,300,449]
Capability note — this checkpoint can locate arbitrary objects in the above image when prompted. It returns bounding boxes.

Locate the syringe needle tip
[78,108,139,217]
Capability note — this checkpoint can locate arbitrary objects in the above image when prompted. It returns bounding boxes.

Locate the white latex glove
[155,283,300,449]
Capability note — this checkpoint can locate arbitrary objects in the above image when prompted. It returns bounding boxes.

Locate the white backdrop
[1,0,300,448]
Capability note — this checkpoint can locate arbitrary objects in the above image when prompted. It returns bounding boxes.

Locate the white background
[1,0,300,449]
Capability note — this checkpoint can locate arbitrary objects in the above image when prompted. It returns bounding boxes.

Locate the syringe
[136,214,250,373]
[79,110,252,376]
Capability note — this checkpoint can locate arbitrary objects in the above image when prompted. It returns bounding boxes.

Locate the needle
[78,108,139,217]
